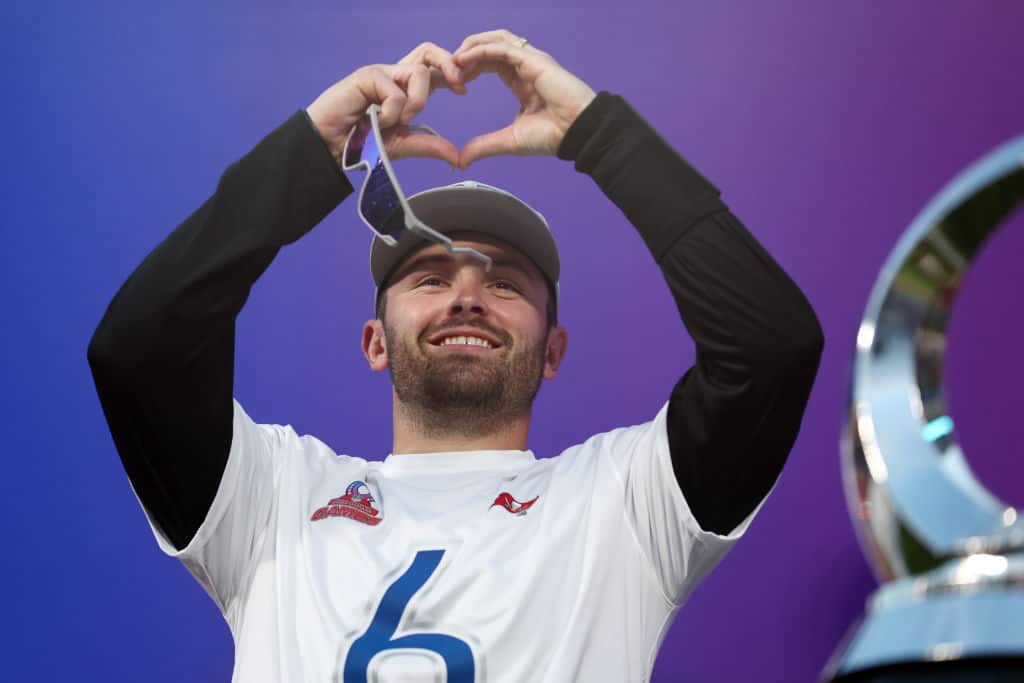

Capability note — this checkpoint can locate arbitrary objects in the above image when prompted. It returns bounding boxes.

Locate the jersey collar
[382,449,536,473]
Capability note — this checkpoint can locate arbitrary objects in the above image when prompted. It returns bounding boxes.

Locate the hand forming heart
[305,29,597,170]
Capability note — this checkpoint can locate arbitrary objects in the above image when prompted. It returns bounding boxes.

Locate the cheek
[390,304,439,344]
[505,309,548,348]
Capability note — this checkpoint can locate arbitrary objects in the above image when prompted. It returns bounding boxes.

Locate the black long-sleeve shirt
[87,91,823,552]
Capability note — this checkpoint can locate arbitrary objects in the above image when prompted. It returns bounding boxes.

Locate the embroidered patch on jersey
[491,492,539,515]
[311,481,382,526]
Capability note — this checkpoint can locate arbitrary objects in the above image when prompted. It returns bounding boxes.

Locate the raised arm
[87,48,466,550]
[453,30,824,536]
[558,94,824,534]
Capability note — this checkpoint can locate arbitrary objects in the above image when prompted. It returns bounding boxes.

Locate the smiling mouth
[426,327,505,350]
[431,334,497,349]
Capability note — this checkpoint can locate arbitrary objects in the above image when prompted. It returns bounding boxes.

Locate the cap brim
[370,184,560,292]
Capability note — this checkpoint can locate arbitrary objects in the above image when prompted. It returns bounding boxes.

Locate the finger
[428,67,462,92]
[454,45,541,93]
[355,67,407,129]
[455,28,525,54]
[398,41,468,95]
[386,128,460,167]
[391,64,430,125]
[398,41,461,84]
[401,64,468,94]
[457,125,520,170]
[452,56,515,91]
[454,43,533,77]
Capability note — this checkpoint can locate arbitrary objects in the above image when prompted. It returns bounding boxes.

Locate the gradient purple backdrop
[4,0,1023,680]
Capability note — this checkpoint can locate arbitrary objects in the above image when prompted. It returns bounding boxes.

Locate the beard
[384,318,548,441]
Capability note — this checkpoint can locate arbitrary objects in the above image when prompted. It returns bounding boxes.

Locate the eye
[416,276,447,288]
[492,280,520,292]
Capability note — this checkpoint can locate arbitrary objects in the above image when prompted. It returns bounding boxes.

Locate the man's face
[362,235,567,436]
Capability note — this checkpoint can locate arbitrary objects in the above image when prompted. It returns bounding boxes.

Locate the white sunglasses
[341,104,492,269]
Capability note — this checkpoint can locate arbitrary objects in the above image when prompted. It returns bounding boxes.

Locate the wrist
[556,90,606,162]
[305,105,349,162]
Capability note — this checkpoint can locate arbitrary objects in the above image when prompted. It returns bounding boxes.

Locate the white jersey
[136,398,768,682]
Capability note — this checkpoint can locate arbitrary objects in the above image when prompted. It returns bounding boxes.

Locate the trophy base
[823,556,1024,681]
[829,657,1024,682]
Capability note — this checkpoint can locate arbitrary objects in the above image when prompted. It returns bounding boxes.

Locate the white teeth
[441,335,492,348]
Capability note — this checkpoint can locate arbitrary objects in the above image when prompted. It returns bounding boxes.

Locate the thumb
[457,125,519,170]
[385,127,460,167]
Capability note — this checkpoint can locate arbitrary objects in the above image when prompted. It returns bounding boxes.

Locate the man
[88,29,823,682]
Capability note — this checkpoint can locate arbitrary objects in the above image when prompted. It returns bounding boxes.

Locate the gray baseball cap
[369,181,560,303]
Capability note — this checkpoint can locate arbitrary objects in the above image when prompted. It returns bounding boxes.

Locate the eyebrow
[394,253,537,283]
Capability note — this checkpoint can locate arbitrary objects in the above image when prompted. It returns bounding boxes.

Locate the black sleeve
[558,92,824,536]
[86,110,353,551]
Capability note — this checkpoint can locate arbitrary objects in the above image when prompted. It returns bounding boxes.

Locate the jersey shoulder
[547,404,669,469]
[231,398,374,474]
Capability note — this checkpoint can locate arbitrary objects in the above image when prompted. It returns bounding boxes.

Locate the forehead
[388,232,546,284]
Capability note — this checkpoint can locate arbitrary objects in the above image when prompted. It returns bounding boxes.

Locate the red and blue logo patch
[311,481,382,526]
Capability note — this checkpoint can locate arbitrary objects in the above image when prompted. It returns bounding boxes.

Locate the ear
[361,319,389,372]
[542,325,569,380]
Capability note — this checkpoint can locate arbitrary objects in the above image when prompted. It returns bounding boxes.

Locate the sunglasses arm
[406,219,494,272]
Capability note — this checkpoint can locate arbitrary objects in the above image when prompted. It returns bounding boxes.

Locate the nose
[447,274,487,317]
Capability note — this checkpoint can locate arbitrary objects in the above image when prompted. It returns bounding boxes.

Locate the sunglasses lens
[342,116,371,167]
[347,115,406,241]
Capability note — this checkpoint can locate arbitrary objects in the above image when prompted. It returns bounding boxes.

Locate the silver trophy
[824,137,1024,681]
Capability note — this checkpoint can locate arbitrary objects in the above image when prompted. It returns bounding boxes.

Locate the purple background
[5,0,1023,680]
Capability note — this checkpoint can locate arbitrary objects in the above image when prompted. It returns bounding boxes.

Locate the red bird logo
[491,492,539,515]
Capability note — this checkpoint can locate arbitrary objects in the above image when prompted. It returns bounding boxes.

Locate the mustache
[420,318,512,347]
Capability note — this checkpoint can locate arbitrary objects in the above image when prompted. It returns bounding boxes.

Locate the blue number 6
[343,549,475,682]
